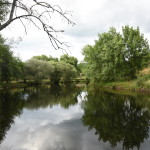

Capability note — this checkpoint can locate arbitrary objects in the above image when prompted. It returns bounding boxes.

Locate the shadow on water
[81,89,150,150]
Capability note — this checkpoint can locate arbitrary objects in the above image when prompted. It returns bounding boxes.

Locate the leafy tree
[122,26,150,79]
[48,61,63,85]
[0,0,74,49]
[60,61,77,82]
[11,57,24,81]
[0,35,13,82]
[0,34,24,82]
[82,26,150,82]
[48,61,77,84]
[24,58,53,83]
[60,54,78,69]
[83,28,125,82]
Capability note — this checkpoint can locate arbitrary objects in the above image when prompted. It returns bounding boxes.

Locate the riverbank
[99,81,150,93]
[0,78,87,89]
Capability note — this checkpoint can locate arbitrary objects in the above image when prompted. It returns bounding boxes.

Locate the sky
[1,0,150,61]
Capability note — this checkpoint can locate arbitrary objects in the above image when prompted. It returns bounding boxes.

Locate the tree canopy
[82,26,150,82]
[0,34,24,82]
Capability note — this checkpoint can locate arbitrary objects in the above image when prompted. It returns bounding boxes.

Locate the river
[0,85,150,150]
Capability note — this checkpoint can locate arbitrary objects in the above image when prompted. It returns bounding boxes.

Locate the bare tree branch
[0,0,75,50]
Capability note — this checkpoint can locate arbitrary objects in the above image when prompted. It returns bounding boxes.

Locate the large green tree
[82,26,150,82]
[122,26,150,79]
[0,34,24,82]
[0,34,13,82]
[24,58,54,83]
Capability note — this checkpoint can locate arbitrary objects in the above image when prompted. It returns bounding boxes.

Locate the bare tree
[0,0,75,49]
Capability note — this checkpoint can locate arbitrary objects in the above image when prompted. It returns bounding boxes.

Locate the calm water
[0,86,150,150]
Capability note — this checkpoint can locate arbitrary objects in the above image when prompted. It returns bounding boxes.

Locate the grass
[97,66,150,93]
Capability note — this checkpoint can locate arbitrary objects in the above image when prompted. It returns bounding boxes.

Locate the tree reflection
[82,90,150,149]
[0,90,24,143]
[22,85,81,109]
[0,85,81,144]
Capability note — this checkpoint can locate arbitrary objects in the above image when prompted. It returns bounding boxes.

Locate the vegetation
[0,35,79,86]
[0,34,24,82]
[82,26,150,83]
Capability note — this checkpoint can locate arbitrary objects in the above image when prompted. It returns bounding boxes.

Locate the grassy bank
[90,66,150,93]
[0,78,87,89]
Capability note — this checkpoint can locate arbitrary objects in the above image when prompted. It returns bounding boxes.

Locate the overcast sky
[1,0,150,61]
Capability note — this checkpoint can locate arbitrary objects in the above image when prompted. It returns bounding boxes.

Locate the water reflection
[0,90,24,143]
[0,85,81,146]
[0,86,150,150]
[82,90,150,149]
[24,85,80,109]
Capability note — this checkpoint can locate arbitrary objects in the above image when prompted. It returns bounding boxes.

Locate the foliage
[0,34,23,82]
[60,54,78,69]
[82,26,150,83]
[60,61,77,82]
[33,55,58,62]
[0,0,10,21]
[49,61,77,84]
[122,26,150,79]
[24,58,77,84]
[24,58,54,83]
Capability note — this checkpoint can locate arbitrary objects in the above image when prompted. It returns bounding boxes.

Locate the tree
[24,58,53,83]
[0,35,13,82]
[48,61,77,84]
[83,28,125,82]
[60,61,77,82]
[11,57,24,81]
[48,61,63,85]
[122,26,150,79]
[60,54,78,70]
[0,0,75,49]
[33,55,58,62]
[0,34,24,82]
[0,0,9,22]
[82,26,150,83]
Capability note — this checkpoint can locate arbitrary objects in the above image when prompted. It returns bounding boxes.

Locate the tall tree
[82,26,150,82]
[0,0,75,49]
[122,26,150,79]
[0,35,12,82]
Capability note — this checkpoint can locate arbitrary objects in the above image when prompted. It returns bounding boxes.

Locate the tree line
[82,26,150,83]
[0,34,81,84]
